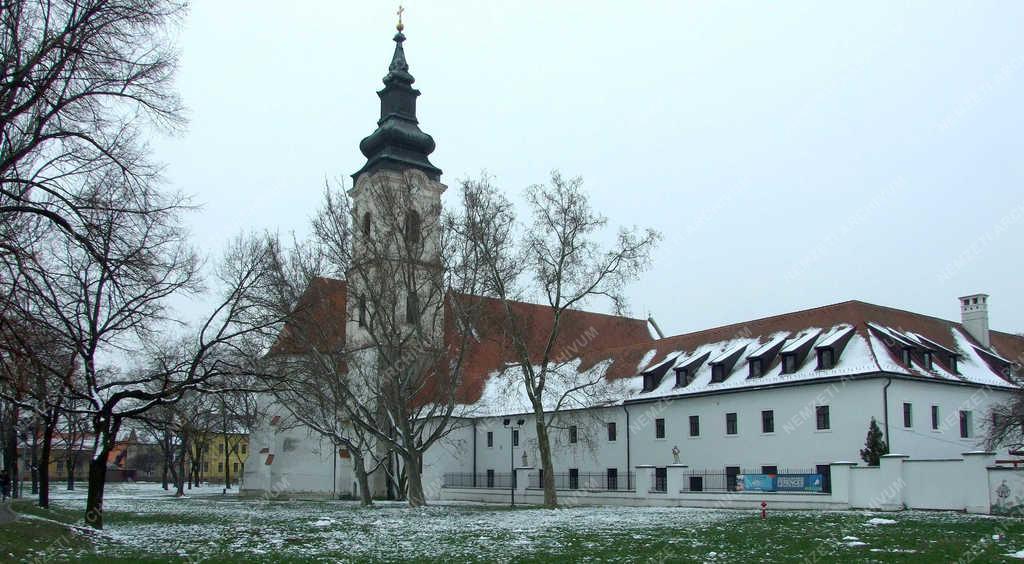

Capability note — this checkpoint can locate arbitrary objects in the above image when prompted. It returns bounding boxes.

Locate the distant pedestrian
[0,471,10,502]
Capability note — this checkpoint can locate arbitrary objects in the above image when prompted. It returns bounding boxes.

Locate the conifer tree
[860,417,889,466]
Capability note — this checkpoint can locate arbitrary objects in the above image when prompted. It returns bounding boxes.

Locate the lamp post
[503,418,525,507]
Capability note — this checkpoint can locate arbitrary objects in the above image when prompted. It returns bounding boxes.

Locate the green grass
[4,491,1024,563]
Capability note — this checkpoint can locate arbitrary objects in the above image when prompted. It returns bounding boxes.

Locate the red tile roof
[578,300,1024,384]
[265,278,653,404]
[266,279,1022,409]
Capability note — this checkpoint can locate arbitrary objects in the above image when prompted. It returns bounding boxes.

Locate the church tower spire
[353,20,441,182]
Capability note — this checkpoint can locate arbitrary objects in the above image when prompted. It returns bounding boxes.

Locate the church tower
[346,18,446,350]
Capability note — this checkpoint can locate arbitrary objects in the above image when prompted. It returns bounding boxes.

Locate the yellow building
[193,432,249,485]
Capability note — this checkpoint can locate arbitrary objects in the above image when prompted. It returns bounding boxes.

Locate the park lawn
[4,483,1024,562]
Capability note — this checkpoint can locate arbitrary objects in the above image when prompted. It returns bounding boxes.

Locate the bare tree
[0,0,186,269]
[452,171,660,507]
[260,177,482,507]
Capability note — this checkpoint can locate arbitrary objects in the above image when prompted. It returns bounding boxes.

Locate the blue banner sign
[737,473,823,492]
[739,474,775,492]
[775,473,823,492]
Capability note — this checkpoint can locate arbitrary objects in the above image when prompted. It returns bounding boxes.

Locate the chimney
[959,293,990,348]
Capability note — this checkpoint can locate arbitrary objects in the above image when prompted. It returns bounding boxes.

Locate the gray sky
[153,1,1023,337]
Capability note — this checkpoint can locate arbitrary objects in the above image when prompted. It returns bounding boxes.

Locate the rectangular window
[762,465,778,475]
[218,462,223,472]
[903,403,913,428]
[569,425,578,444]
[922,351,933,370]
[960,410,972,438]
[676,368,690,387]
[781,354,797,374]
[762,410,775,433]
[569,468,579,490]
[818,348,835,369]
[233,462,239,473]
[607,422,617,442]
[241,444,247,455]
[486,431,493,448]
[689,415,700,437]
[931,405,940,430]
[512,429,519,447]
[711,365,726,383]
[218,444,224,454]
[816,405,830,430]
[655,418,666,439]
[749,359,763,378]
[900,348,912,365]
[607,468,619,491]
[726,412,738,435]
[203,462,209,472]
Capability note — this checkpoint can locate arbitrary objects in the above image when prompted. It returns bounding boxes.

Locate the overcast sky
[152,1,1023,337]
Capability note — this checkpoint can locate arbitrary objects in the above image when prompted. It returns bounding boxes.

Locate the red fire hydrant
[761,500,768,520]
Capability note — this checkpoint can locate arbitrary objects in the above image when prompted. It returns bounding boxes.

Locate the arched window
[405,291,419,326]
[404,209,421,245]
[357,294,367,327]
[362,212,372,239]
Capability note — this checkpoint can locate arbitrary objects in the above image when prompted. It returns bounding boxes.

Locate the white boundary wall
[439,452,1024,515]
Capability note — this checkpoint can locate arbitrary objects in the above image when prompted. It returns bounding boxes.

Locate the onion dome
[353,26,441,182]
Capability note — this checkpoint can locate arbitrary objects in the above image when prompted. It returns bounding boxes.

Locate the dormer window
[950,356,959,374]
[900,348,912,365]
[642,373,659,392]
[781,354,797,374]
[749,359,763,378]
[922,351,933,370]
[817,348,836,369]
[711,365,727,383]
[675,368,690,387]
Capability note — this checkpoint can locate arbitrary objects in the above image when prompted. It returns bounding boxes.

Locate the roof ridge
[452,291,650,324]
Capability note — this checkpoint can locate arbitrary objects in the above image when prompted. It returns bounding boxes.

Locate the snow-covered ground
[36,482,744,561]
[18,482,1024,562]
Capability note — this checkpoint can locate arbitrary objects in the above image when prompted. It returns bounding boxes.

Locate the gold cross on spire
[396,5,405,32]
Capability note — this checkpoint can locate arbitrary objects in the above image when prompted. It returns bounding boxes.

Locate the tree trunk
[39,408,57,507]
[532,405,558,508]
[85,454,108,529]
[8,414,19,499]
[404,451,426,507]
[223,435,231,489]
[352,452,373,507]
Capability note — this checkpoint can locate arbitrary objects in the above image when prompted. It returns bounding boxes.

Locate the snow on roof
[747,333,789,358]
[452,300,1023,416]
[709,342,749,364]
[780,329,821,354]
[816,325,855,348]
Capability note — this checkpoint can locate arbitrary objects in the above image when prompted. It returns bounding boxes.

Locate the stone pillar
[962,451,996,514]
[666,464,688,496]
[828,461,857,506]
[635,465,654,496]
[514,466,533,495]
[876,454,908,511]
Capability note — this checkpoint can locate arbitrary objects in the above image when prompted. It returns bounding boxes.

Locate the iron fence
[529,471,635,491]
[679,468,823,493]
[443,472,514,489]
